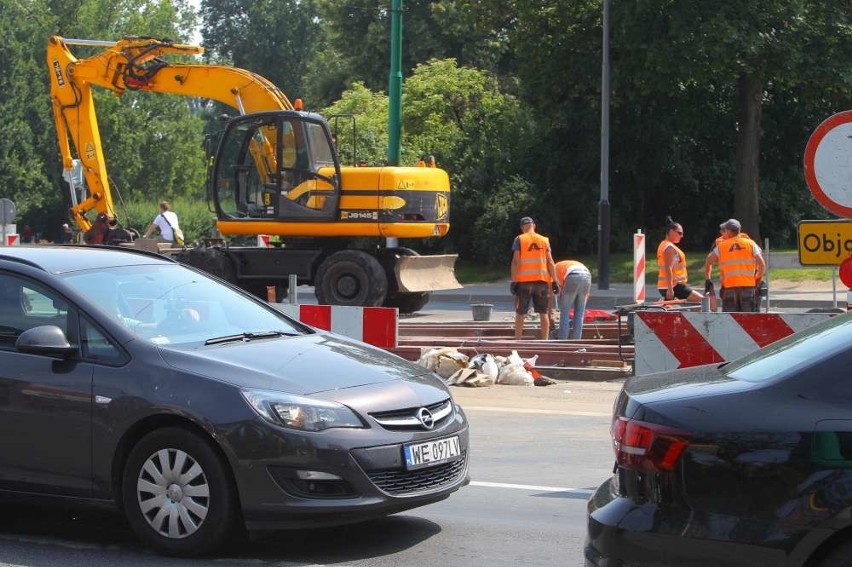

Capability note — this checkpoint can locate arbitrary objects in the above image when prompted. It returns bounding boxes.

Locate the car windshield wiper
[204,330,299,345]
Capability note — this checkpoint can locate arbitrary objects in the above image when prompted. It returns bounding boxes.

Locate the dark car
[0,246,469,556]
[586,311,852,567]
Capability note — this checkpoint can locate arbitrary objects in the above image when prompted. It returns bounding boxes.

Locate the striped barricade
[634,312,833,376]
[277,304,398,349]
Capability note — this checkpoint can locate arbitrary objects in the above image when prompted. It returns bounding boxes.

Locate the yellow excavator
[46,35,459,312]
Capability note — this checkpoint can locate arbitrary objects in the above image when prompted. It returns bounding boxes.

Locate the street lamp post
[598,0,611,290]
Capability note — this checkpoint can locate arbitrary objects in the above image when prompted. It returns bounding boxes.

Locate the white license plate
[403,436,461,470]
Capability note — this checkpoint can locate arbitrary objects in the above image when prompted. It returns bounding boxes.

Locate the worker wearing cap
[704,219,765,312]
[511,216,558,340]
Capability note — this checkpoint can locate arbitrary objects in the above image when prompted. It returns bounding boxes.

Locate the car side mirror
[16,325,77,358]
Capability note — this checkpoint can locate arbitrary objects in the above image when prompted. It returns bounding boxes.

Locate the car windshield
[60,264,305,345]
[723,312,852,383]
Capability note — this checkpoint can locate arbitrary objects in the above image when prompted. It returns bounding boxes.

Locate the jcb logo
[436,193,449,221]
[52,59,65,87]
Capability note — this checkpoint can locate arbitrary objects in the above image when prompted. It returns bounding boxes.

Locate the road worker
[704,219,766,312]
[511,216,558,340]
[554,259,592,340]
[657,216,705,304]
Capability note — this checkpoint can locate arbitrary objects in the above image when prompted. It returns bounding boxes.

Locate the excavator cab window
[211,112,340,223]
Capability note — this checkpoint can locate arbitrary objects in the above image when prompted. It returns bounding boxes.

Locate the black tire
[121,427,238,557]
[176,246,237,284]
[315,250,388,306]
[239,280,286,303]
[384,291,430,313]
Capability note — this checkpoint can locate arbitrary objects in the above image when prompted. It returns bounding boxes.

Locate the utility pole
[386,0,403,248]
[387,0,403,167]
[598,0,611,290]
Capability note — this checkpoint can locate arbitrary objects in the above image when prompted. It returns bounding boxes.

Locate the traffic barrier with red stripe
[634,312,832,376]
[277,304,398,348]
[634,230,645,303]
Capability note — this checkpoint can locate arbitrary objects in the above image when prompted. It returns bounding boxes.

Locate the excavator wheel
[384,291,430,313]
[240,281,287,303]
[176,245,237,285]
[315,250,388,307]
[379,247,431,314]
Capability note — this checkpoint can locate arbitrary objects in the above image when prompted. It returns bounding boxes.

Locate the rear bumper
[585,478,799,567]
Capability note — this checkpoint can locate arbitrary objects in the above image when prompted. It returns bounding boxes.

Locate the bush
[117,198,217,244]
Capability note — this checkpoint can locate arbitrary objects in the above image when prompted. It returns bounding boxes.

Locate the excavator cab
[211,111,341,223]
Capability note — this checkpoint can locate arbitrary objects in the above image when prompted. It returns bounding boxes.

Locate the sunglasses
[671,229,683,235]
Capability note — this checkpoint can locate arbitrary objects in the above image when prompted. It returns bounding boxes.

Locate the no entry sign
[804,111,852,218]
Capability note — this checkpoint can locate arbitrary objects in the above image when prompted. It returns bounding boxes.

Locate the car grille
[369,399,454,431]
[367,451,467,495]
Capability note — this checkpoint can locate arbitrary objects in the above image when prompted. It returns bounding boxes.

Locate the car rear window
[724,312,852,382]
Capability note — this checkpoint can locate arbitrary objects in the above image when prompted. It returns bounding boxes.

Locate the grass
[455,250,836,285]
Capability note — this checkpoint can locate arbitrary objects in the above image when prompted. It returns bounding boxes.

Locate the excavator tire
[239,280,287,303]
[384,291,430,314]
[315,250,388,307]
[176,245,236,285]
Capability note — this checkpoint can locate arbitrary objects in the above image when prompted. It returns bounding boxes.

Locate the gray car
[0,246,469,556]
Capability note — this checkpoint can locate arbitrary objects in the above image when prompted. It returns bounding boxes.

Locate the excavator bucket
[394,254,462,293]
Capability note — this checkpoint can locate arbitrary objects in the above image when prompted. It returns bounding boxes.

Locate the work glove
[704,279,715,294]
[552,282,559,295]
[510,282,518,295]
[755,280,768,297]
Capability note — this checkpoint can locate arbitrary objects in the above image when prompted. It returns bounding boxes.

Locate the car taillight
[611,416,690,472]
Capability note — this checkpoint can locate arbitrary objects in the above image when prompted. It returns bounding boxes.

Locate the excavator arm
[46,35,292,232]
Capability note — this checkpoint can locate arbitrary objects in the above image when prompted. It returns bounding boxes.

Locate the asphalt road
[0,381,621,567]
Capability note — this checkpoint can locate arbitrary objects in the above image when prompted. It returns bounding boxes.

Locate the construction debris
[417,347,556,387]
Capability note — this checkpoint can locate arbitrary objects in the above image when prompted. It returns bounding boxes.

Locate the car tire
[121,427,238,557]
[315,250,388,306]
[817,541,852,567]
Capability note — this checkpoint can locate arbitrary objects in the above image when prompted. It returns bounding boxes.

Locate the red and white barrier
[634,311,832,376]
[277,304,398,348]
[257,234,271,248]
[4,233,19,246]
[633,230,645,303]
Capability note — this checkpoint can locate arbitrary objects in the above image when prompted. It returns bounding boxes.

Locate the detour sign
[798,220,852,266]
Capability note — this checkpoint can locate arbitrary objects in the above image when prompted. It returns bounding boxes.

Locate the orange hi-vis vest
[555,260,589,285]
[657,240,688,289]
[712,232,751,250]
[718,235,759,288]
[516,232,551,283]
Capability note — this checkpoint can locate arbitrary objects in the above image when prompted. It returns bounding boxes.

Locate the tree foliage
[0,0,850,266]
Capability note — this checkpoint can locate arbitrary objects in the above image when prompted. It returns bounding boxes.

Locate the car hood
[157,332,433,396]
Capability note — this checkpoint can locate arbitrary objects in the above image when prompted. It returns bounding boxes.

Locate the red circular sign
[804,111,852,218]
[840,256,852,289]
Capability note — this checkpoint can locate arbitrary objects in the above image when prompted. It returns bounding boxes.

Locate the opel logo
[416,407,435,430]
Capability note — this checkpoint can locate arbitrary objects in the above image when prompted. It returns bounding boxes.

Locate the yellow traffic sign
[798,220,852,265]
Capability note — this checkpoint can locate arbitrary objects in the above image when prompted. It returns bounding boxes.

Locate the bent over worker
[705,219,765,312]
[511,216,558,340]
[555,259,592,340]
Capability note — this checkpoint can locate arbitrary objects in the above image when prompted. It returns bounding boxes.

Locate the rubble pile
[416,347,557,387]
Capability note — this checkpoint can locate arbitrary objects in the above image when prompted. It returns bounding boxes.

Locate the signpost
[804,110,852,218]
[798,220,852,266]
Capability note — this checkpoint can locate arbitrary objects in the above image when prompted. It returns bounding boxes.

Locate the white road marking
[470,480,595,494]
[461,406,610,417]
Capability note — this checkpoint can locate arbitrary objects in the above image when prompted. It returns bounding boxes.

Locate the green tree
[199,0,323,99]
[614,0,852,242]
[0,0,58,235]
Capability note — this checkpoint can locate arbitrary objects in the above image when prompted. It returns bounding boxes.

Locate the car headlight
[241,388,364,431]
